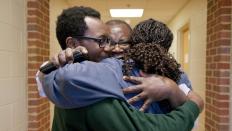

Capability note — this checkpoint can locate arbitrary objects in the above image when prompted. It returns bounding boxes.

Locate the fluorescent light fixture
[110,9,144,17]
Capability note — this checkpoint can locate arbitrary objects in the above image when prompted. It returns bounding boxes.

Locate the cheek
[121,45,130,50]
[85,43,99,53]
[87,46,103,58]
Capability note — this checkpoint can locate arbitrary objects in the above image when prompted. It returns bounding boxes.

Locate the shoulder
[100,58,122,65]
[100,58,123,70]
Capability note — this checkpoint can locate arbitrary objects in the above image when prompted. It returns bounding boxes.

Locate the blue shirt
[42,58,191,114]
[43,58,127,108]
[178,71,192,90]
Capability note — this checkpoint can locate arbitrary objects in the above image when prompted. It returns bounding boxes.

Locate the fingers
[50,54,60,68]
[58,51,67,66]
[127,92,146,104]
[49,46,88,68]
[65,48,74,64]
[58,46,88,66]
[123,76,144,84]
[73,46,88,54]
[79,46,88,54]
[123,85,142,94]
[139,99,152,112]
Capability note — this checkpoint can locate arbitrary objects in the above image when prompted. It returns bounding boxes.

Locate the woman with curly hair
[121,19,188,113]
[122,42,182,113]
[129,18,192,89]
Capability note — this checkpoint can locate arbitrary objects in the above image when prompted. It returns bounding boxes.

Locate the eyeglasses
[72,36,111,48]
[109,40,131,48]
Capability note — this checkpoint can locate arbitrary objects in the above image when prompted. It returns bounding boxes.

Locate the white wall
[168,0,207,131]
[50,0,69,127]
[0,0,27,130]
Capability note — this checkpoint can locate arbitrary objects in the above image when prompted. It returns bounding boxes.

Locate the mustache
[112,54,124,59]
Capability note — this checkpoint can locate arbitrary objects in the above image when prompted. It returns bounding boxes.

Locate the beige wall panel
[168,0,207,131]
[0,0,27,130]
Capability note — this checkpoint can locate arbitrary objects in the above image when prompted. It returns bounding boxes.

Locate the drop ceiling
[66,0,190,26]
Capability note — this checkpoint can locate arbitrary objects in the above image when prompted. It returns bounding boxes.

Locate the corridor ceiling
[66,0,190,26]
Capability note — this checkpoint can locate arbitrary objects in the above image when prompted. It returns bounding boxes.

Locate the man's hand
[50,46,88,67]
[123,75,187,112]
[123,75,172,112]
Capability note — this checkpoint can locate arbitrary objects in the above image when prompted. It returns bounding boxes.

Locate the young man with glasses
[38,6,203,131]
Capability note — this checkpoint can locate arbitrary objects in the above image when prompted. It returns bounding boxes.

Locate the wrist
[187,91,204,112]
[163,77,178,99]
[163,77,187,108]
[179,84,191,95]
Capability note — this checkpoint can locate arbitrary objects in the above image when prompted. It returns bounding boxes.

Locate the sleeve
[179,83,191,95]
[87,99,200,131]
[42,59,126,109]
[35,61,50,97]
[35,70,47,97]
[144,100,199,131]
[178,71,192,90]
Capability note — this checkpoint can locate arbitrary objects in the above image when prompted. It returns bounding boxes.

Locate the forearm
[87,99,199,131]
[163,77,187,108]
[42,60,126,108]
[164,77,204,112]
[187,91,204,112]
[150,100,200,131]
[42,70,74,108]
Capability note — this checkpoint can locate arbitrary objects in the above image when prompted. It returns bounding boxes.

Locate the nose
[112,44,124,53]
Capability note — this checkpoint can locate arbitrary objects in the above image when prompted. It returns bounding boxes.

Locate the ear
[66,37,80,48]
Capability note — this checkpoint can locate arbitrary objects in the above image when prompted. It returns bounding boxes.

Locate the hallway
[0,0,231,131]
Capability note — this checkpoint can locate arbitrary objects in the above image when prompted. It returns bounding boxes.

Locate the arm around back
[42,59,126,108]
[86,99,200,131]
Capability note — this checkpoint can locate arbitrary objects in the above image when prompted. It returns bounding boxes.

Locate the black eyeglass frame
[110,40,132,47]
[72,36,111,48]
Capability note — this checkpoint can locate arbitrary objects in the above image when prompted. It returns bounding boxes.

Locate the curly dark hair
[124,43,181,83]
[131,19,173,51]
[56,6,101,49]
